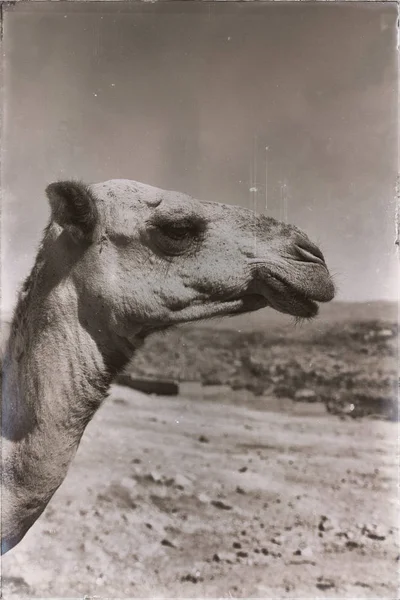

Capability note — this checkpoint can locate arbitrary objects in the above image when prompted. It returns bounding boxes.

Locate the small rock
[211,500,233,510]
[217,552,236,564]
[271,534,285,545]
[161,538,176,548]
[316,578,335,591]
[197,493,210,504]
[232,541,241,549]
[236,486,246,494]
[261,548,269,555]
[236,551,248,558]
[294,546,313,558]
[342,403,355,415]
[377,329,394,339]
[98,483,137,510]
[212,553,220,562]
[198,435,209,443]
[149,471,163,483]
[173,474,192,490]
[238,466,248,473]
[354,581,371,589]
[361,524,386,541]
[180,573,202,583]
[114,397,128,405]
[318,515,337,532]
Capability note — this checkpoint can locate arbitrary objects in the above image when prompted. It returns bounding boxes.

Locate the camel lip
[281,295,320,318]
[221,287,322,319]
[249,265,335,316]
[235,276,328,318]
[205,266,335,320]
[239,290,320,319]
[262,284,325,318]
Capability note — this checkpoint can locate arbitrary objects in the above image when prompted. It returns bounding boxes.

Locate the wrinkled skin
[1,179,334,555]
[73,180,334,342]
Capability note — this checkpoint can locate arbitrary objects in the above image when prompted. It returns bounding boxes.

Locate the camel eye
[149,221,201,256]
[147,215,206,257]
[160,224,190,241]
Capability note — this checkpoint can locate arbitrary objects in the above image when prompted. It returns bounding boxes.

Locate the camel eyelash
[152,217,207,240]
[158,224,193,240]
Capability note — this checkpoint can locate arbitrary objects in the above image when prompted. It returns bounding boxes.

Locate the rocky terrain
[1,302,398,598]
[1,384,397,598]
[126,306,398,421]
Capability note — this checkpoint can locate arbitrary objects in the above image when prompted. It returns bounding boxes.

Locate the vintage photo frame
[1,0,398,598]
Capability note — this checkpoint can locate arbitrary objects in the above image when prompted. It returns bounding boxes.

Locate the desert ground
[1,387,398,599]
[1,302,398,598]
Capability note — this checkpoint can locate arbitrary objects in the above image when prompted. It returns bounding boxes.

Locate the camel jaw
[157,278,333,326]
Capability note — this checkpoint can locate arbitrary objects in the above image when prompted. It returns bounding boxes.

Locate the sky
[1,1,398,315]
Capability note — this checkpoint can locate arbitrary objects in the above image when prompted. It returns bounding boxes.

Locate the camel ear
[46,180,99,242]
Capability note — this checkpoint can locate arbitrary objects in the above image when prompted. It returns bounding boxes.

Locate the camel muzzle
[247,234,335,318]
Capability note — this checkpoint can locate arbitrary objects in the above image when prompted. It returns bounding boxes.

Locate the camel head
[45,179,335,346]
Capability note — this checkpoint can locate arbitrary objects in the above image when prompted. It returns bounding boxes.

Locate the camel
[1,179,335,554]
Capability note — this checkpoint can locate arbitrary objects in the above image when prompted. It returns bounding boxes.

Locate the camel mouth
[235,267,335,319]
[264,289,320,319]
[255,270,335,318]
[231,291,319,319]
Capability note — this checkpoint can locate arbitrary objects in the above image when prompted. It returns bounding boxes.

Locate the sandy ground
[1,384,398,599]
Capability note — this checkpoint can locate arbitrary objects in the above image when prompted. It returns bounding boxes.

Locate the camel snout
[290,236,336,303]
[294,236,335,301]
[247,227,335,314]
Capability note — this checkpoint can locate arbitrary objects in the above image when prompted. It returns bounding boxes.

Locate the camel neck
[1,286,128,552]
[3,304,110,443]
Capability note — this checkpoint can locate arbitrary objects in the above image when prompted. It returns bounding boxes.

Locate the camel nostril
[294,244,326,266]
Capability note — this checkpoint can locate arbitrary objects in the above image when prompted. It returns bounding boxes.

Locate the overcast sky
[2,2,398,314]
